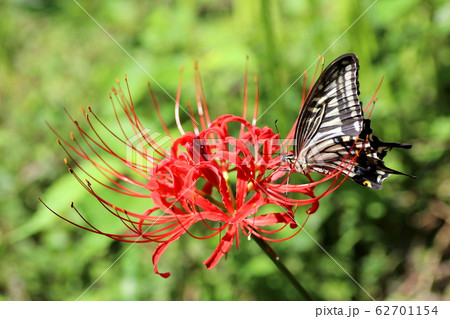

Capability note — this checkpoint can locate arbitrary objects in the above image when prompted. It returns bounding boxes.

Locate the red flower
[43,65,351,278]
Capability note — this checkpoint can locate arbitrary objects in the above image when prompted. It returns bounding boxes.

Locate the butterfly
[284,53,413,190]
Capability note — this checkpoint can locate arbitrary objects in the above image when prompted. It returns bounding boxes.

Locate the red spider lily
[43,61,357,278]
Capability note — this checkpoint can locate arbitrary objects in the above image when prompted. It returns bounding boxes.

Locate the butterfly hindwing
[349,119,413,189]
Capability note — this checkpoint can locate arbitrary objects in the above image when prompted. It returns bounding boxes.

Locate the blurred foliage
[1,0,449,301]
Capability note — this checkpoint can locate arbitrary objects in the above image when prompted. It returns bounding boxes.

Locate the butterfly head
[280,153,309,175]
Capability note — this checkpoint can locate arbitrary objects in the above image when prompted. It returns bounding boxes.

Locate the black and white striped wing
[293,54,362,172]
[292,53,413,189]
[294,54,362,156]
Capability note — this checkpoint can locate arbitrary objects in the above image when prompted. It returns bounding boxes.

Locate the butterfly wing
[293,53,362,171]
[293,53,413,189]
[349,119,413,189]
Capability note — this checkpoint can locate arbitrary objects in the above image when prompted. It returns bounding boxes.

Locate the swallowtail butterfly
[285,53,413,189]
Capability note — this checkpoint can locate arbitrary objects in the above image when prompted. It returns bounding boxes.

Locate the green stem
[252,235,315,300]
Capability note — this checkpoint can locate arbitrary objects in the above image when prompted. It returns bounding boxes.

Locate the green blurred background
[1,0,449,300]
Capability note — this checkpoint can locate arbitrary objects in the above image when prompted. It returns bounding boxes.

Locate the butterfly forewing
[294,54,362,170]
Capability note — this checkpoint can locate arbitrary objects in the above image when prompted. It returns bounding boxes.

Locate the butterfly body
[287,53,413,190]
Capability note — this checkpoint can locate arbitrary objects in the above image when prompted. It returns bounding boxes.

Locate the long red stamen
[194,62,211,128]
[364,76,384,117]
[175,66,185,135]
[147,82,173,139]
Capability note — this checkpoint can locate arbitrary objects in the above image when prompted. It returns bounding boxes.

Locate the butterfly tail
[351,157,415,190]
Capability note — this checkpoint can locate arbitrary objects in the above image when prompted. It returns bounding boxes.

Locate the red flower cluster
[44,65,350,277]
